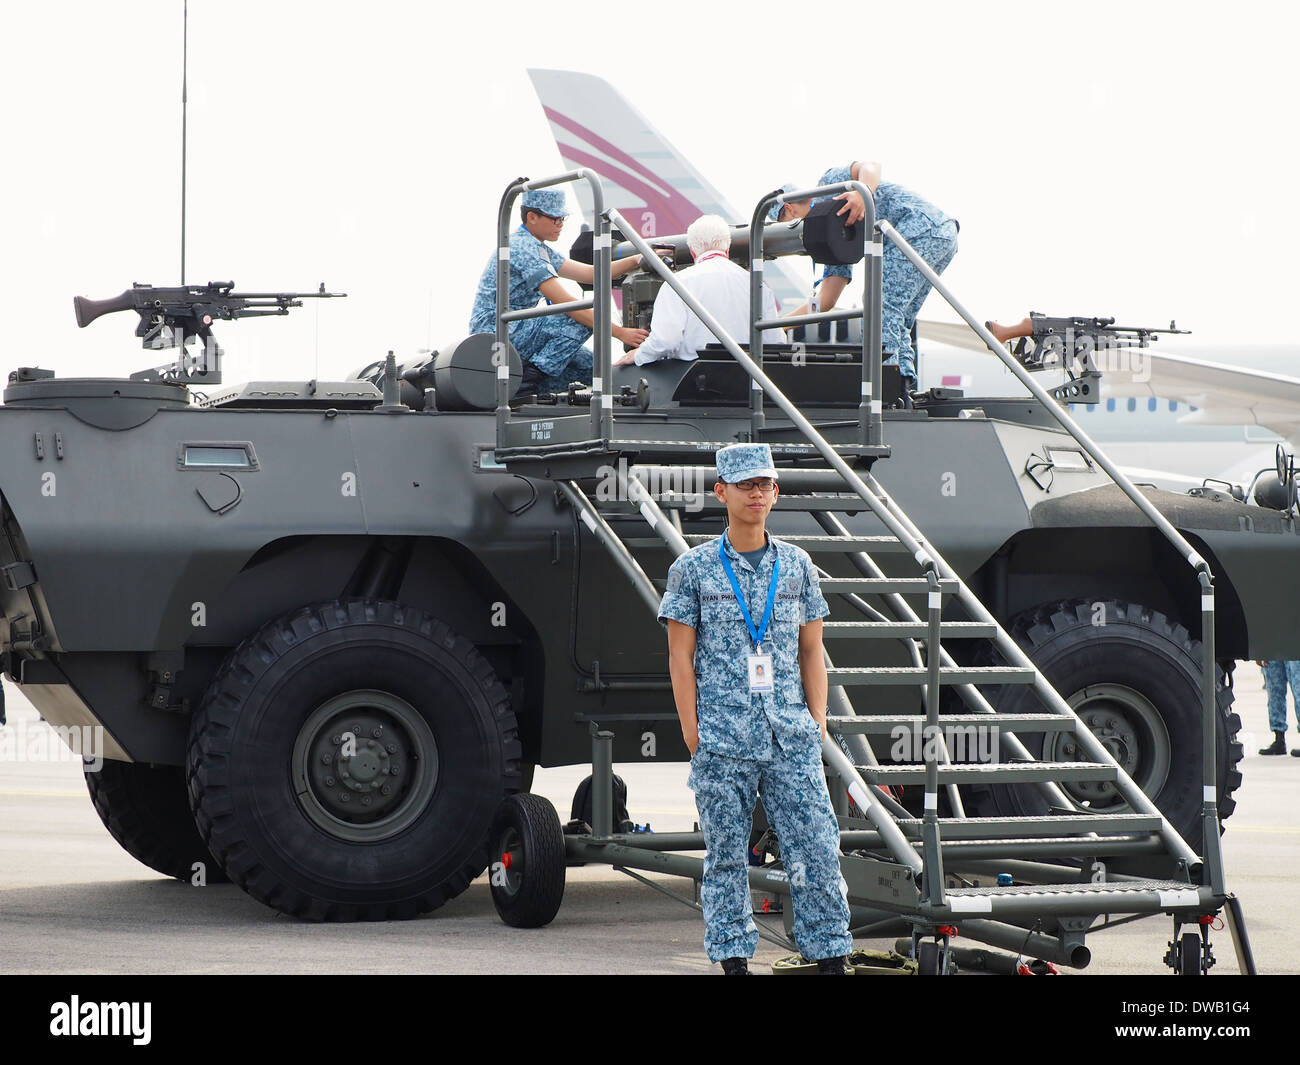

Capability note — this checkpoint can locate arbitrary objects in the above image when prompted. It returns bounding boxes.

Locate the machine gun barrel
[989,311,1189,350]
[609,221,816,268]
[73,281,346,330]
[72,281,346,387]
[573,217,839,269]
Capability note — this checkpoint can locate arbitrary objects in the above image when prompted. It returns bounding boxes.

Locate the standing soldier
[658,443,853,974]
[772,162,959,405]
[1257,659,1300,755]
[469,187,647,395]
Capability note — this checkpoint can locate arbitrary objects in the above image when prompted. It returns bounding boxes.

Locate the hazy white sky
[2,0,1295,385]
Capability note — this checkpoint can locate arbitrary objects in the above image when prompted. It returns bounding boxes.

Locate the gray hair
[686,214,732,258]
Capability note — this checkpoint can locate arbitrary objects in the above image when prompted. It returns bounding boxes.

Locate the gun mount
[73,280,346,386]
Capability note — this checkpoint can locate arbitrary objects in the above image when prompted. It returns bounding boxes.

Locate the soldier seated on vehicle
[613,214,778,367]
[468,188,648,396]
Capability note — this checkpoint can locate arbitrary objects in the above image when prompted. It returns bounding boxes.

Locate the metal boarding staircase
[488,171,1255,973]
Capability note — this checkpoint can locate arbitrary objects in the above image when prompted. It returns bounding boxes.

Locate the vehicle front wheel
[187,599,520,921]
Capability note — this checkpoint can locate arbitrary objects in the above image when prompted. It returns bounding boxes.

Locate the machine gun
[987,312,1189,404]
[73,281,346,385]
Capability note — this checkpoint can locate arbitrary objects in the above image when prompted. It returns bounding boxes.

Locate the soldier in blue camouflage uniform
[468,188,647,395]
[1257,660,1300,755]
[659,443,852,975]
[771,163,959,404]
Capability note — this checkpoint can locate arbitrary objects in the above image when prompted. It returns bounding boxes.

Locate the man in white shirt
[614,214,778,367]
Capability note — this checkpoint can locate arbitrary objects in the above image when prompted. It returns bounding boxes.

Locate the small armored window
[1044,447,1091,471]
[179,442,259,470]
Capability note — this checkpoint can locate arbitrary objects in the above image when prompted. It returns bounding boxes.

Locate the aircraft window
[179,443,258,470]
[1169,401,1178,411]
[1127,398,1136,412]
[1106,399,1116,412]
[1148,398,1157,412]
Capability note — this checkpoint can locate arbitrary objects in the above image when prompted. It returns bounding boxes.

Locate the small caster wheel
[918,940,941,976]
[489,794,566,928]
[1178,931,1202,975]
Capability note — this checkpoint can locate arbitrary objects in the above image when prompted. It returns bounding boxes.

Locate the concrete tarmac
[0,676,1295,975]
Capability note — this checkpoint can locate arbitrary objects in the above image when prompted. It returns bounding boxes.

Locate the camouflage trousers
[882,218,959,381]
[688,745,852,963]
[1262,660,1300,733]
[510,312,593,386]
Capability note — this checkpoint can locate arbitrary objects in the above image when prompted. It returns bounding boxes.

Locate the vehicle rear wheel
[970,599,1242,851]
[85,760,228,882]
[187,599,520,920]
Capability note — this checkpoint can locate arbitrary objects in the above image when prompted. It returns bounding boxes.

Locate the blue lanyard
[718,533,780,652]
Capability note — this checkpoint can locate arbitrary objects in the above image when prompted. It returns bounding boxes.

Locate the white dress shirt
[634,253,780,366]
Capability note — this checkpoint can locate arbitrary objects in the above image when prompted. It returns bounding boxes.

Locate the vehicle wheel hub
[292,689,439,842]
[1050,684,1171,811]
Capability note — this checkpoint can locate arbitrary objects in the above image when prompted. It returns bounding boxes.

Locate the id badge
[748,653,774,693]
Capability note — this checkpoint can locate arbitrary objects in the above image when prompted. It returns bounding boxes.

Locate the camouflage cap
[715,443,779,483]
[766,183,802,223]
[521,188,570,218]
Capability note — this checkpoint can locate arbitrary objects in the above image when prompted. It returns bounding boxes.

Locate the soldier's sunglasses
[530,209,565,223]
[730,480,777,493]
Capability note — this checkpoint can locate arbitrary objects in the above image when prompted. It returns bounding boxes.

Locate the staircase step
[855,762,1118,785]
[826,666,1036,686]
[919,879,1216,918]
[654,494,883,512]
[827,712,1073,734]
[822,621,997,639]
[650,578,962,597]
[821,578,959,595]
[886,813,1164,840]
[683,534,911,553]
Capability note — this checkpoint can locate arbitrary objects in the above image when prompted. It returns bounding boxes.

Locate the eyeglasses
[729,480,777,493]
[531,210,565,223]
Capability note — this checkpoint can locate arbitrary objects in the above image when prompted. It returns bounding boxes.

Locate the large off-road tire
[187,599,521,921]
[85,760,228,883]
[971,599,1242,851]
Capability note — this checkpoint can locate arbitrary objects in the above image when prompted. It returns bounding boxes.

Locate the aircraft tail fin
[526,68,739,237]
[527,69,810,307]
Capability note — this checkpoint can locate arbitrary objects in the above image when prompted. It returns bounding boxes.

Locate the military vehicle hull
[1,360,1279,917]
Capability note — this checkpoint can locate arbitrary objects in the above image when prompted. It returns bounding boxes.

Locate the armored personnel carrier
[2,174,1277,972]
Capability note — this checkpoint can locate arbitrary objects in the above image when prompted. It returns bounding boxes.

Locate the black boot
[816,955,851,975]
[1260,731,1287,755]
[720,957,750,975]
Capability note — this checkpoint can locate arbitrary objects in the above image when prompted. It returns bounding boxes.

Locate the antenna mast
[181,0,188,284]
